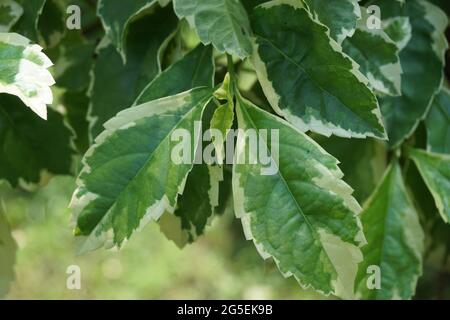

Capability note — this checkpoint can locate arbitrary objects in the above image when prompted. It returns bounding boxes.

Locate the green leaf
[11,0,46,42]
[134,44,214,105]
[173,0,252,58]
[210,73,235,163]
[375,0,448,148]
[160,163,222,246]
[0,205,16,298]
[88,7,178,138]
[0,32,55,119]
[49,31,95,92]
[355,161,424,300]
[342,26,402,96]
[0,94,74,187]
[425,88,450,154]
[409,148,450,224]
[383,17,412,51]
[313,135,387,203]
[71,87,214,252]
[134,44,218,247]
[251,2,386,139]
[303,0,361,44]
[97,0,158,59]
[0,0,23,32]
[37,0,65,48]
[233,93,365,297]
[61,90,90,153]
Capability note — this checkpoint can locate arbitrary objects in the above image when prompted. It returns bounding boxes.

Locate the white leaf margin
[0,33,54,120]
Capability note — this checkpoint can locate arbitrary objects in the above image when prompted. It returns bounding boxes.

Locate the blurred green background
[0,175,327,300]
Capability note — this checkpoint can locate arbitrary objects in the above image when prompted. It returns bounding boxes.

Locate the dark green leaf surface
[88,7,178,138]
[410,148,450,224]
[313,135,387,203]
[0,94,74,187]
[426,89,450,154]
[0,0,23,32]
[97,0,156,58]
[11,0,46,42]
[375,0,448,148]
[49,31,95,92]
[134,44,214,105]
[355,162,424,299]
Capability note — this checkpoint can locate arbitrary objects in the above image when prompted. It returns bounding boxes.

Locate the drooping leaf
[0,94,74,187]
[355,161,424,300]
[342,25,402,96]
[97,0,157,59]
[0,0,23,32]
[0,205,16,298]
[134,44,214,105]
[71,87,214,252]
[88,7,178,138]
[409,148,450,224]
[233,92,365,297]
[303,0,361,44]
[425,88,450,154]
[251,1,386,139]
[313,135,387,203]
[0,32,55,119]
[173,0,252,58]
[11,0,46,42]
[177,165,222,230]
[375,0,448,148]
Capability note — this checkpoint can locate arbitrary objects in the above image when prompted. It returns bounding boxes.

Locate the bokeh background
[1,175,449,299]
[1,176,328,299]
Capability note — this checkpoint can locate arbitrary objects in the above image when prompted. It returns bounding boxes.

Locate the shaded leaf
[0,0,23,32]
[173,0,252,58]
[355,161,424,300]
[97,0,157,59]
[375,0,448,148]
[0,94,74,187]
[426,88,450,154]
[88,7,178,138]
[409,148,450,224]
[313,135,387,203]
[11,0,46,42]
[134,44,214,105]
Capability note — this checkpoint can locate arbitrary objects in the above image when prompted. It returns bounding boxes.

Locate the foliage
[0,0,449,299]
